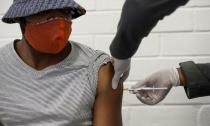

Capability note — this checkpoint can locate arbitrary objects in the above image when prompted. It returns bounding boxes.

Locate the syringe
[124,87,168,94]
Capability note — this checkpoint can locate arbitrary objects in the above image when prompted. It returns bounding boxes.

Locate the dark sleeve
[179,61,210,99]
[110,0,189,59]
[0,122,3,126]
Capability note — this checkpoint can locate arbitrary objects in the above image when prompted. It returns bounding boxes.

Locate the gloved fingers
[137,92,163,105]
[155,86,172,101]
[120,67,130,82]
[136,92,158,105]
[146,87,172,105]
[112,72,122,89]
[147,91,164,105]
[135,86,171,105]
[111,58,131,89]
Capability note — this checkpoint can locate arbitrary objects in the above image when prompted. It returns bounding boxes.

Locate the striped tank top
[0,40,111,126]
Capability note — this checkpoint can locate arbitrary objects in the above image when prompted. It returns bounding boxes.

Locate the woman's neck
[15,38,71,70]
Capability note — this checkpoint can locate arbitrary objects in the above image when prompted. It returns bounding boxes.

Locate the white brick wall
[0,0,210,126]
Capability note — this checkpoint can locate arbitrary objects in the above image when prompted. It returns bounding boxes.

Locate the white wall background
[0,0,210,126]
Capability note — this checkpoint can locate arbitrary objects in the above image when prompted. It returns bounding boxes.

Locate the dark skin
[94,62,123,126]
[15,38,71,70]
[15,10,72,70]
[14,9,123,125]
[177,68,186,86]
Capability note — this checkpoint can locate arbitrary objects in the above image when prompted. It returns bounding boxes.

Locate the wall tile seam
[184,6,210,9]
[133,55,210,59]
[193,30,210,32]
[93,6,210,11]
[0,4,210,14]
[0,38,19,40]
[131,56,210,60]
[160,31,210,35]
[81,10,122,13]
[70,31,210,36]
[93,7,210,11]
[0,7,197,15]
[1,30,210,39]
[0,36,22,39]
[72,31,210,36]
[77,7,209,14]
[122,104,210,107]
[1,8,210,16]
[160,55,210,57]
[0,31,210,40]
[192,7,210,11]
[152,30,210,33]
[121,104,210,107]
[158,26,210,58]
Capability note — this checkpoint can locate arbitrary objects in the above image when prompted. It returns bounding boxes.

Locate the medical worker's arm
[110,0,189,59]
[131,61,210,105]
[93,62,123,126]
[110,0,190,89]
[179,61,210,99]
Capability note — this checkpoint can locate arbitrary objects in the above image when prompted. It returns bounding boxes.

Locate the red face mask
[24,18,72,54]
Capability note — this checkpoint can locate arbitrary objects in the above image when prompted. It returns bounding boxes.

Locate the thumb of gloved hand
[112,58,131,89]
[112,71,122,89]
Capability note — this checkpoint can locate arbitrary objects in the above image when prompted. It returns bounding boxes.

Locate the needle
[124,87,168,91]
[124,87,168,94]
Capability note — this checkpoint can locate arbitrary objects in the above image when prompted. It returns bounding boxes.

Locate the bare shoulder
[93,62,123,126]
[97,62,123,97]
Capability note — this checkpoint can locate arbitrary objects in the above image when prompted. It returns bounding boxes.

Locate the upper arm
[93,62,123,126]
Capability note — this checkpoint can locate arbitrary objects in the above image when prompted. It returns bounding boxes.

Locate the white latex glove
[131,68,180,105]
[112,58,131,89]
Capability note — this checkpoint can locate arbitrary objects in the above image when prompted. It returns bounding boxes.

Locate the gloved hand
[112,58,131,89]
[131,68,180,105]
